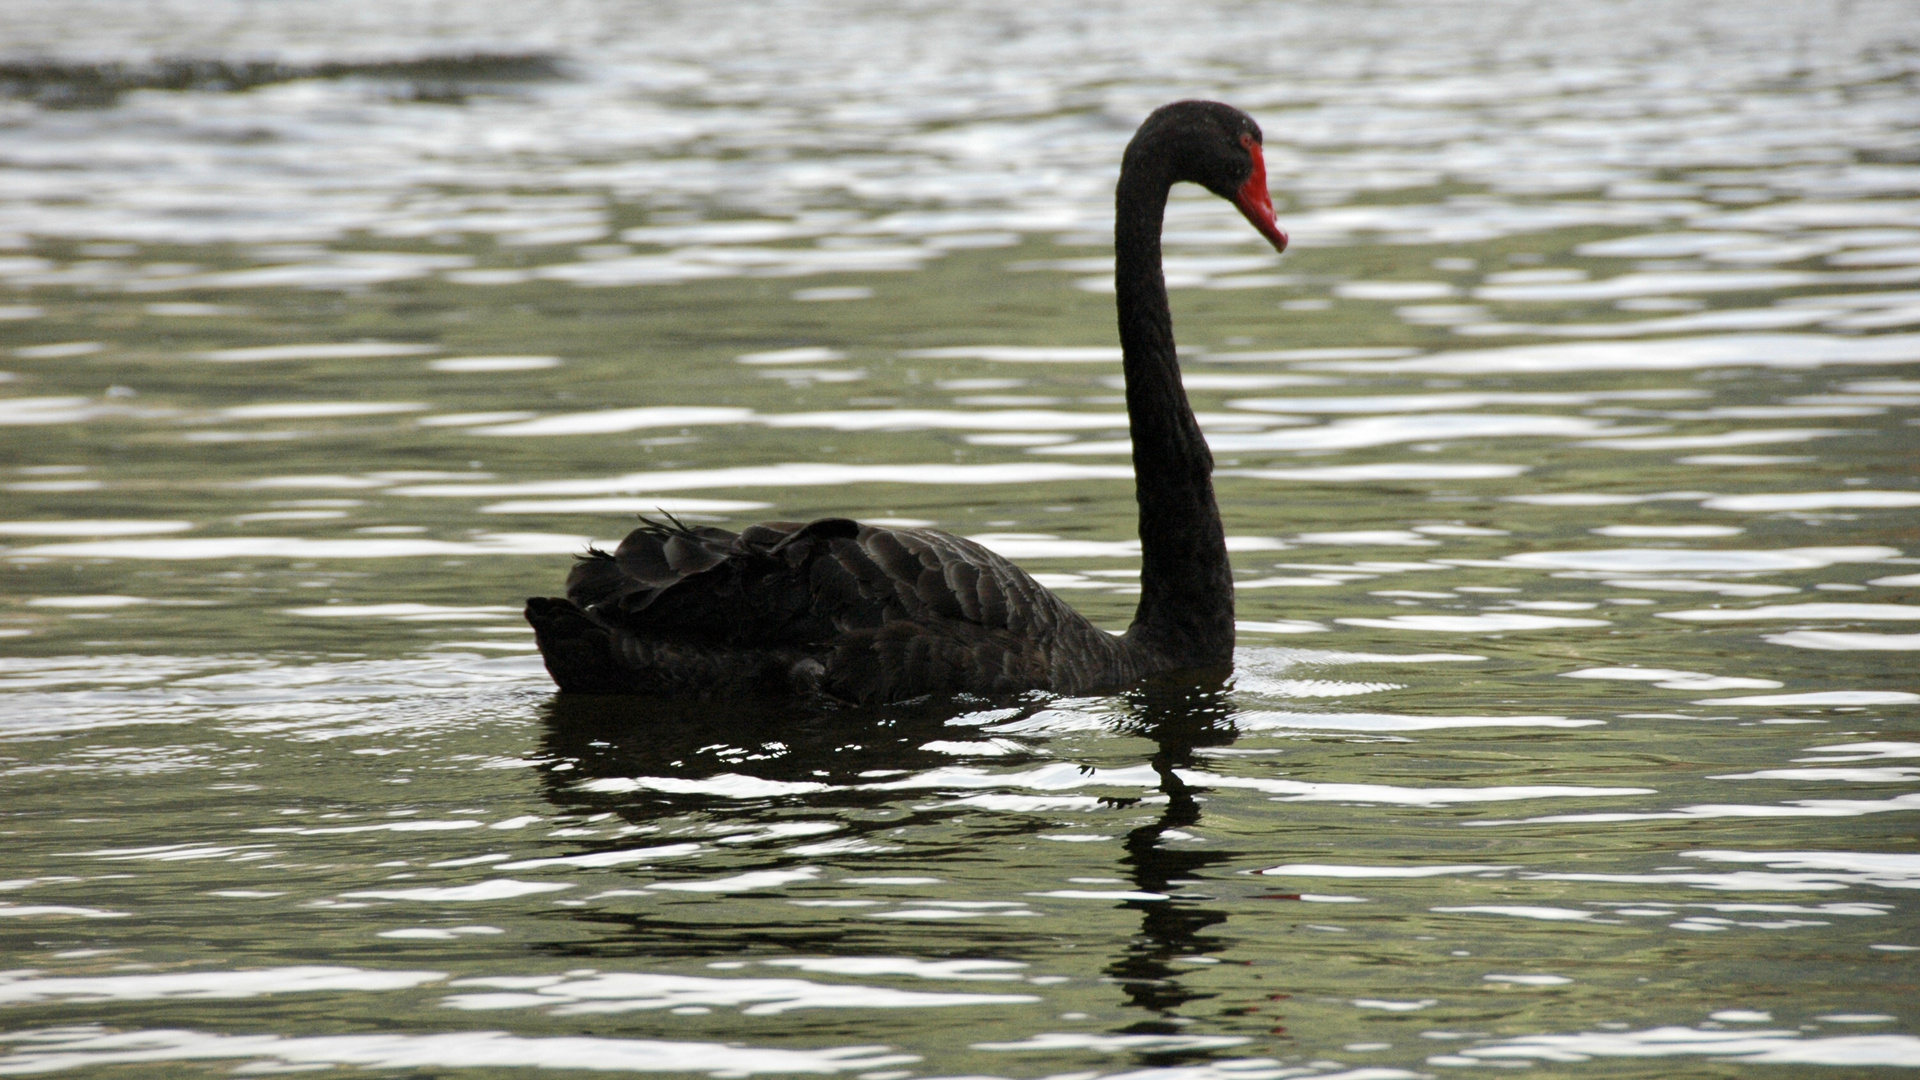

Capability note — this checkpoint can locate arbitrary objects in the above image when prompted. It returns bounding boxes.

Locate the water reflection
[540,693,1004,797]
[1103,677,1239,1030]
[534,676,1251,1042]
[535,693,1040,959]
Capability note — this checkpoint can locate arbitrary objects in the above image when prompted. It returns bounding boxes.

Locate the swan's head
[1131,100,1288,253]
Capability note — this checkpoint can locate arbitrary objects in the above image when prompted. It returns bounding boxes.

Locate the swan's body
[527,518,1141,701]
[527,101,1288,704]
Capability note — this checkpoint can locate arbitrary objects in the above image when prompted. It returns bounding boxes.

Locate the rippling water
[3,0,1919,1075]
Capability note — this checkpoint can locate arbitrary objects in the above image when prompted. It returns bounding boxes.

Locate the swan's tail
[525,596,630,694]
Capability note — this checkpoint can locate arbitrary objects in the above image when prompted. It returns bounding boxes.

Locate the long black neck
[1115,150,1234,670]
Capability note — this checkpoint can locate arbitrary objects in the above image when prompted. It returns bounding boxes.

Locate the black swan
[525,100,1289,704]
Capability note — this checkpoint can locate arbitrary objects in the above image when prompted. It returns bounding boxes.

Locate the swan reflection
[533,674,1251,1040]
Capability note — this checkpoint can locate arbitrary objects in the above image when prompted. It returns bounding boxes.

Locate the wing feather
[547,515,1131,702]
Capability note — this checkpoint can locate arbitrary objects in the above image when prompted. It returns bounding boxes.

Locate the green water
[3,216,1918,1077]
[3,0,1920,1065]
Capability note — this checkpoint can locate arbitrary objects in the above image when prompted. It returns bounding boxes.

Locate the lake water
[3,0,1920,1075]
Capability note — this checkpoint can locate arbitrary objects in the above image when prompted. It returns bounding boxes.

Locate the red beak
[1233,136,1288,253]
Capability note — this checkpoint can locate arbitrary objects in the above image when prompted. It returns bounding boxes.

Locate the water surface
[3,0,1919,1075]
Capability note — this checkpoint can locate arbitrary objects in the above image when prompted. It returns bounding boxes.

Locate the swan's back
[525,517,1135,704]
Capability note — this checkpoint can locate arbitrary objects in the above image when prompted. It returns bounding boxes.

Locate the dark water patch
[0,53,568,108]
